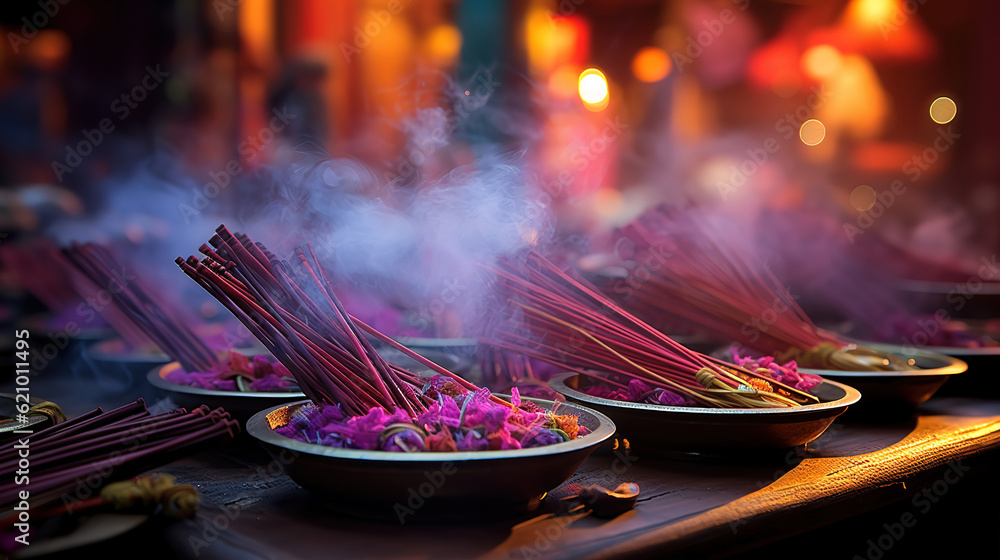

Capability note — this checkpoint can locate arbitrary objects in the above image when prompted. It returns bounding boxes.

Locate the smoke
[43,150,227,318]
[37,67,567,339]
[227,147,550,338]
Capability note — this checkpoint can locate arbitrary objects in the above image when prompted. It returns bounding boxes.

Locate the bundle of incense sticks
[608,207,911,371]
[0,399,237,509]
[483,251,818,408]
[176,225,505,419]
[62,242,217,372]
[0,240,86,315]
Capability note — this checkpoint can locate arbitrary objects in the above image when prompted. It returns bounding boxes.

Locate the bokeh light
[799,119,827,146]
[929,96,957,124]
[847,0,899,27]
[425,25,462,62]
[632,47,672,83]
[579,68,609,110]
[850,185,878,211]
[802,45,843,79]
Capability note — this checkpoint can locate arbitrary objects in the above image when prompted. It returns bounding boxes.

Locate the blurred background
[1,0,998,372]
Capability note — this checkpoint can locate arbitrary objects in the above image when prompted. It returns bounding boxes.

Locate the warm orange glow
[851,142,923,171]
[671,74,714,139]
[816,54,889,140]
[425,25,462,62]
[930,96,957,124]
[747,37,803,93]
[799,119,827,146]
[548,65,580,99]
[802,45,843,80]
[632,47,671,83]
[24,30,70,68]
[239,0,273,64]
[578,68,609,111]
[839,0,935,60]
[593,188,624,221]
[846,0,898,27]
[526,9,588,72]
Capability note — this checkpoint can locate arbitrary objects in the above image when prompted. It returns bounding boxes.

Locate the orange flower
[552,414,579,440]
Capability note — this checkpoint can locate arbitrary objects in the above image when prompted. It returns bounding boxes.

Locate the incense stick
[485,251,818,408]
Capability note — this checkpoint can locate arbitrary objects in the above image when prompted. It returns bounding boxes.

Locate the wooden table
[119,397,1000,560]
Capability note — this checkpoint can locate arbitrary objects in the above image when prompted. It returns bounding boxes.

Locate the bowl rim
[799,342,969,378]
[245,397,617,462]
[835,324,1000,356]
[147,361,307,399]
[918,344,1000,357]
[389,336,479,348]
[548,372,861,416]
[848,335,1000,357]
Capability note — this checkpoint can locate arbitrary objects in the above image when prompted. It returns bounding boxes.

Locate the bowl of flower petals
[549,369,859,458]
[147,350,306,423]
[247,379,614,521]
[178,227,615,520]
[480,251,861,458]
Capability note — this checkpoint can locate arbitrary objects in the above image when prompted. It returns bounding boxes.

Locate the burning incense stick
[607,207,913,372]
[176,225,505,419]
[482,251,820,408]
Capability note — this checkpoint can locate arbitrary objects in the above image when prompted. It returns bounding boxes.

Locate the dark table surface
[12,347,1000,560]
[98,398,998,560]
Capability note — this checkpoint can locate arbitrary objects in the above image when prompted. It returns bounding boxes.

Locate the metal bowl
[804,342,968,407]
[391,336,479,354]
[897,279,1000,319]
[147,361,306,425]
[916,344,1000,397]
[246,397,616,522]
[548,373,860,457]
[0,393,60,440]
